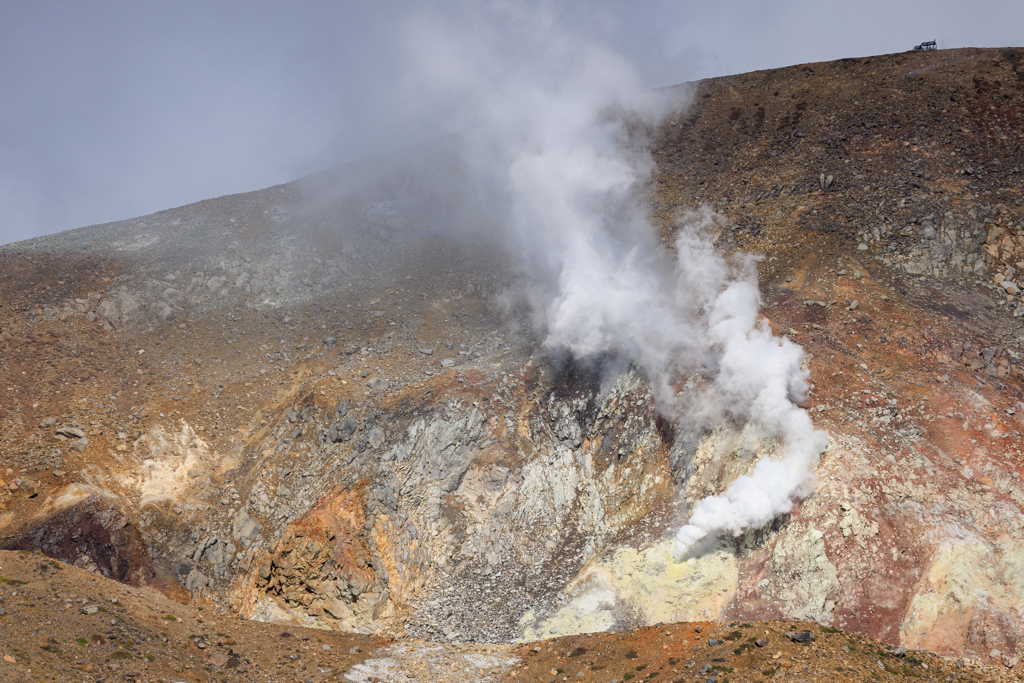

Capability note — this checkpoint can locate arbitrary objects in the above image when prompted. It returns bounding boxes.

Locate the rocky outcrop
[228,367,685,640]
[1,497,155,585]
[237,488,390,631]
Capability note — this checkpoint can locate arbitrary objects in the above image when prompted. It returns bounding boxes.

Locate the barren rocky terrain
[3,47,1024,681]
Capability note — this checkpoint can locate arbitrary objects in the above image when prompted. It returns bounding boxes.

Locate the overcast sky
[1,0,1021,245]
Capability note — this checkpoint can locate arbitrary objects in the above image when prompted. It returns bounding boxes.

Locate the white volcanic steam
[400,7,827,560]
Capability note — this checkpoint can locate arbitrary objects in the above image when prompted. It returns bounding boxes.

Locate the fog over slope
[3,0,1024,243]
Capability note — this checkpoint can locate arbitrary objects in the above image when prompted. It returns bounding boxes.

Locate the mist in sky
[2,0,1022,245]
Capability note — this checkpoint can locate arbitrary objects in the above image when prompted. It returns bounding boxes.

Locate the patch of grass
[163,614,177,621]
[76,638,88,646]
[763,667,777,677]
[623,674,634,681]
[590,664,605,671]
[555,669,564,674]
[724,630,744,641]
[819,626,840,633]
[636,664,648,671]
[0,576,29,586]
[144,653,155,661]
[568,647,587,657]
[712,665,734,673]
[625,650,638,659]
[39,644,60,653]
[108,651,131,661]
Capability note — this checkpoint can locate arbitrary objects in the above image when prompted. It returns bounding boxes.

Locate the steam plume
[400,5,827,560]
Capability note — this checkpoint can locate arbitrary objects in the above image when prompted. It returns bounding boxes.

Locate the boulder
[232,509,262,543]
[184,569,209,591]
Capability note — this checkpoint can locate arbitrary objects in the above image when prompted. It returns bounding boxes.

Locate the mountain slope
[0,47,1023,674]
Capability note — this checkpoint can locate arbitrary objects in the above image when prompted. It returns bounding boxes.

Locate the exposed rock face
[216,367,680,639]
[1,498,155,584]
[244,489,389,629]
[769,527,840,624]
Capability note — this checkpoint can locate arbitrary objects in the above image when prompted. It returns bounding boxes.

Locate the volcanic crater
[2,48,1024,682]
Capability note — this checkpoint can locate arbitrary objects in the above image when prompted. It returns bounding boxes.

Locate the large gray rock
[97,299,119,326]
[328,416,358,443]
[334,400,349,418]
[184,568,209,591]
[232,509,262,544]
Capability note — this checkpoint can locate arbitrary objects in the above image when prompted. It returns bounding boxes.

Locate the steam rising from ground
[401,7,826,560]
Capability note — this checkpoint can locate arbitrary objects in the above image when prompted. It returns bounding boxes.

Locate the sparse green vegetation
[163,614,177,621]
[76,638,87,646]
[625,649,638,659]
[0,576,29,586]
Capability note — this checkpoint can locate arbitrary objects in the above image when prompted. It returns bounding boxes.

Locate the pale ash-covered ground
[1,47,1024,678]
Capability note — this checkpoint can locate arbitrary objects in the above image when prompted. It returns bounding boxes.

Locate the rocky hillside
[0,549,1015,682]
[1,47,1024,678]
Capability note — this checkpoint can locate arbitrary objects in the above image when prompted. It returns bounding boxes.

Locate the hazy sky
[1,0,1021,245]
